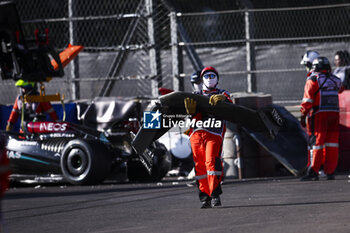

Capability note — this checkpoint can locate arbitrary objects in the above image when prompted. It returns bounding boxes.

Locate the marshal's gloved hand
[5,123,13,132]
[184,98,197,115]
[209,94,226,106]
[183,129,191,135]
[300,115,306,128]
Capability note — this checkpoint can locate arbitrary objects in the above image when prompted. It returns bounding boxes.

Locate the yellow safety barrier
[25,94,62,103]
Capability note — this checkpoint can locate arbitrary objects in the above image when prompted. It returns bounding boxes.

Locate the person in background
[333,50,350,89]
[179,71,203,177]
[300,50,320,73]
[190,70,202,92]
[6,80,58,132]
[184,66,232,208]
[300,50,321,175]
[300,57,344,181]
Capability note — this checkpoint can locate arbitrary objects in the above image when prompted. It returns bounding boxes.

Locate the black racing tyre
[127,142,171,182]
[60,139,112,185]
[127,160,152,183]
[151,142,172,180]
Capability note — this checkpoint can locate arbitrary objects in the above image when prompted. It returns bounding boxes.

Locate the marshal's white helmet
[300,50,320,71]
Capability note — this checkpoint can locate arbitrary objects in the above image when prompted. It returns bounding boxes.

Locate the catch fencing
[0,1,350,105]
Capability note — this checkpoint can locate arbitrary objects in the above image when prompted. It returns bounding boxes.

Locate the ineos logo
[271,108,283,126]
[40,123,68,132]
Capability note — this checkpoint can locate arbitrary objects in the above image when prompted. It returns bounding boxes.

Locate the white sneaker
[318,170,326,178]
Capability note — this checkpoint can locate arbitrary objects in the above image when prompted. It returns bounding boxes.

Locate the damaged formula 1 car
[5,97,171,185]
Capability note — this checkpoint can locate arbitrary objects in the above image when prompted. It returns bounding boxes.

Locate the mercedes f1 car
[4,98,172,185]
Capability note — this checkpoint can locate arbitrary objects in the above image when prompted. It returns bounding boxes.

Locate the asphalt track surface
[2,175,350,233]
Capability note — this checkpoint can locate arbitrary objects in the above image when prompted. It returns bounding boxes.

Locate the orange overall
[301,72,343,175]
[189,89,232,202]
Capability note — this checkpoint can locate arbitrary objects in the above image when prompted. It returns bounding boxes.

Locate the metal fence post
[68,0,80,100]
[170,12,183,91]
[245,9,256,93]
[146,0,162,97]
[177,20,203,73]
[98,2,143,97]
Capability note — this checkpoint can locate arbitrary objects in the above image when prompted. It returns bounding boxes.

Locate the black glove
[300,115,306,128]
